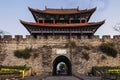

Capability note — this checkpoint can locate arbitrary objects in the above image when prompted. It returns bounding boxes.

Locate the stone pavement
[24,75,120,80]
[24,76,80,80]
[24,75,101,80]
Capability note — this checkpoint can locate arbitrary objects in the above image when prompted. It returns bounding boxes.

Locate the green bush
[14,48,32,59]
[100,42,117,58]
[64,43,69,48]
[81,52,90,61]
[101,55,107,60]
[0,65,31,79]
[83,45,91,50]
[91,66,120,76]
[42,45,49,48]
[33,53,39,58]
[64,40,77,48]
[0,65,30,70]
[70,40,77,48]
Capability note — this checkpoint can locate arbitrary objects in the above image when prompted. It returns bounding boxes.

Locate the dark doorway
[53,55,72,76]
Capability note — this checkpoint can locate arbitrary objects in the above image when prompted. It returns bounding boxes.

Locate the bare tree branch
[113,23,120,33]
[0,29,9,36]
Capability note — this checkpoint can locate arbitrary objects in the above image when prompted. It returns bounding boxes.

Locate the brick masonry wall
[0,35,120,76]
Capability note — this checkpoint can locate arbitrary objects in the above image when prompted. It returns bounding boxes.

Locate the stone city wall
[0,35,120,76]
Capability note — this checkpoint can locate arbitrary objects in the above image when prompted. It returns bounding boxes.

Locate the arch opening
[53,56,72,76]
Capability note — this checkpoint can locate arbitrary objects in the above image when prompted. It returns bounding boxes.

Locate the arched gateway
[53,56,72,76]
[19,6,105,76]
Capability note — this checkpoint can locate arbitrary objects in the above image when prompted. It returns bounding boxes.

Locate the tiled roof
[28,7,96,14]
[20,20,105,28]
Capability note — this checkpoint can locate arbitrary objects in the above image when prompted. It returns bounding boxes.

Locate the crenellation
[1,35,120,51]
[26,35,33,40]
[36,35,41,39]
[51,35,56,40]
[15,35,23,41]
[61,35,66,39]
[113,35,120,40]
[54,35,60,39]
[70,36,77,40]
[80,35,85,39]
[1,35,120,44]
[81,35,88,39]
[0,35,2,39]
[37,35,45,40]
[41,36,46,40]
[102,35,111,41]
[48,35,54,40]
[3,35,12,41]
[91,35,99,40]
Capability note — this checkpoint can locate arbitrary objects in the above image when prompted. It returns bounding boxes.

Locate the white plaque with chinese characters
[56,49,67,54]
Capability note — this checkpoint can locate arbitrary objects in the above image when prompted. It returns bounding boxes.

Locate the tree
[114,23,120,33]
[0,30,5,36]
[0,30,9,36]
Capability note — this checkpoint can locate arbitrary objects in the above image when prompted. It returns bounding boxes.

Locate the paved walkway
[24,76,80,80]
[24,75,120,80]
[24,75,101,80]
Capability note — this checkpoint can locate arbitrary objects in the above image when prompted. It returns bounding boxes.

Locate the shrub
[64,43,69,48]
[14,50,23,58]
[70,40,77,48]
[81,52,90,61]
[64,40,77,48]
[91,66,120,76]
[0,65,30,70]
[42,45,48,48]
[33,53,39,58]
[14,48,32,59]
[83,45,91,50]
[101,55,107,60]
[100,42,117,58]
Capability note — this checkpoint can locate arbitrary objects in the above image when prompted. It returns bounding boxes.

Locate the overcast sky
[0,0,120,37]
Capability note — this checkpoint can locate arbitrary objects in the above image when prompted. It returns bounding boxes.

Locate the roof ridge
[45,8,78,10]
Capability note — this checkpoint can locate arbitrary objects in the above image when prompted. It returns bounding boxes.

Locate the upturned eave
[28,7,96,15]
[20,20,105,28]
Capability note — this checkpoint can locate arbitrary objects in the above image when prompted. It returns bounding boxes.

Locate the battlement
[0,35,120,41]
[0,35,120,51]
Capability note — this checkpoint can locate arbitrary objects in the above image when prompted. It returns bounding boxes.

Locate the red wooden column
[37,18,39,23]
[42,18,45,24]
[85,19,87,23]
[53,19,55,24]
[69,19,71,24]
[80,19,82,23]
[69,18,71,24]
